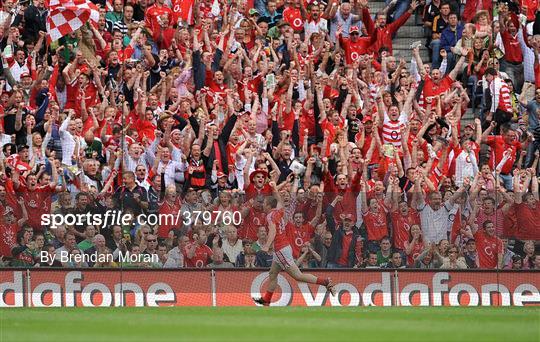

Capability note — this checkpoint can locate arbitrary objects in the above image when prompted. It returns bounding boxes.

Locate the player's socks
[262,291,274,303]
[315,277,329,286]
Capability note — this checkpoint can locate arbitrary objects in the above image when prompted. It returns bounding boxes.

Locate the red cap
[20,72,31,78]
[350,26,360,33]
[217,172,227,178]
[362,115,373,123]
[249,169,268,183]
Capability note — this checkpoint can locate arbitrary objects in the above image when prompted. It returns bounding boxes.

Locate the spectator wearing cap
[499,10,524,93]
[336,25,376,65]
[326,209,360,268]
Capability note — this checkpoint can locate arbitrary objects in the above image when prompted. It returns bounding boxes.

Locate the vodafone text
[1,271,539,307]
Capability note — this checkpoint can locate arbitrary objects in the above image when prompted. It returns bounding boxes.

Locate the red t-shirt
[500,31,523,63]
[283,7,303,31]
[339,35,374,64]
[423,75,453,99]
[363,210,388,242]
[19,184,55,231]
[474,230,503,269]
[390,209,420,251]
[514,202,540,240]
[286,222,315,258]
[184,243,213,268]
[145,4,173,36]
[238,207,267,242]
[486,136,521,174]
[158,200,181,239]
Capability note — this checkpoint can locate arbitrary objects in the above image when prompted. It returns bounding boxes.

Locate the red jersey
[19,184,55,231]
[239,207,267,242]
[158,200,181,239]
[514,202,540,240]
[390,210,420,251]
[423,75,453,99]
[339,35,375,64]
[474,230,503,269]
[244,182,272,201]
[268,208,289,251]
[184,243,213,268]
[145,4,173,36]
[363,209,388,242]
[286,222,315,258]
[405,239,424,266]
[485,136,521,174]
[500,31,523,63]
[283,7,303,31]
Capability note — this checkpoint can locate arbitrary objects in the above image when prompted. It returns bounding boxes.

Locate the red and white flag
[46,0,100,43]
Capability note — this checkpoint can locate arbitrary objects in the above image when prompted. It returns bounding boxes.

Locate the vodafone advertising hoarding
[1,269,538,307]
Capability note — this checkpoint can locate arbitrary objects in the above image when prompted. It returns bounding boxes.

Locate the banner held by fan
[46,0,100,43]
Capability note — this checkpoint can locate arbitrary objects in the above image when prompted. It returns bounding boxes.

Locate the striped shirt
[490,77,512,113]
[382,112,407,147]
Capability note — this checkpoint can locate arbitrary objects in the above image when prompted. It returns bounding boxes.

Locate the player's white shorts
[273,245,294,269]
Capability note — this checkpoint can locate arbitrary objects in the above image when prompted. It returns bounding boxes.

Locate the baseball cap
[216,172,227,178]
[249,8,259,16]
[464,123,476,130]
[350,26,360,33]
[362,115,373,123]
[20,72,31,78]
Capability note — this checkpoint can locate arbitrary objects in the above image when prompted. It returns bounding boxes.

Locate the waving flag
[46,0,100,43]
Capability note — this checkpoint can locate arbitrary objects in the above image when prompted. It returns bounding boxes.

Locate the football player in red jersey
[253,182,335,306]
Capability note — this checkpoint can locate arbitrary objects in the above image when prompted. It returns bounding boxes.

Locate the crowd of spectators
[0,0,538,270]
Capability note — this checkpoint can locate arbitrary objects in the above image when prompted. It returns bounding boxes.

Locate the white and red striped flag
[46,0,100,43]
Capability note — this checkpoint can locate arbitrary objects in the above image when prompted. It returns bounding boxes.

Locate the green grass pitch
[1,307,539,341]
